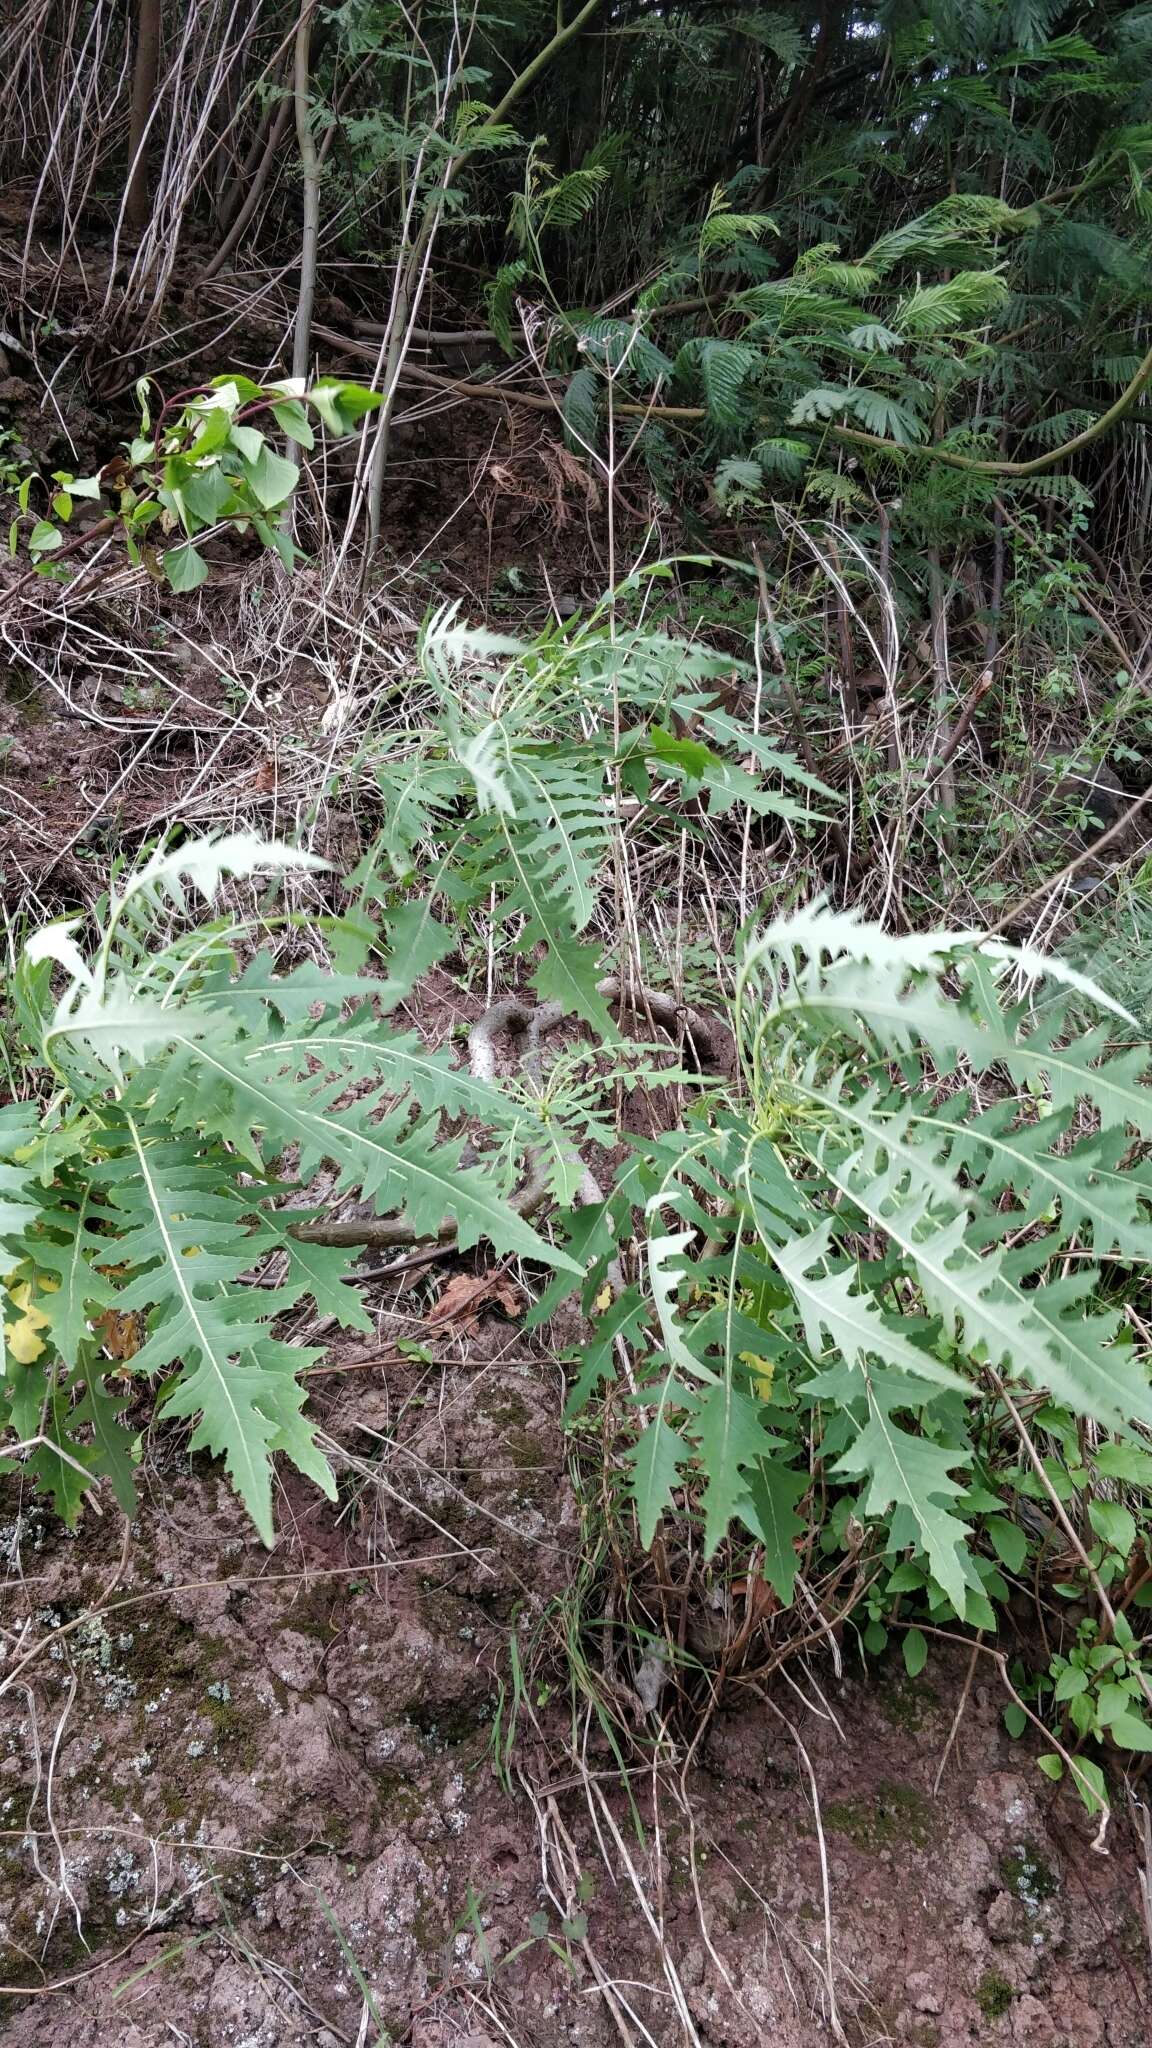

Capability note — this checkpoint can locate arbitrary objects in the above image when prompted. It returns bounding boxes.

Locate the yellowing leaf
[3,1278,56,1364]
[740,1350,775,1401]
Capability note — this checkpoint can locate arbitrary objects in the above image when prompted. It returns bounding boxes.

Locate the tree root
[289,977,716,1253]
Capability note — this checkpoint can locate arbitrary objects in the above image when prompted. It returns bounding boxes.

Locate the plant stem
[291,2,321,384]
[357,0,610,563]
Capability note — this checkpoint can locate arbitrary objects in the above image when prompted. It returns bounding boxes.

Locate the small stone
[267,1628,318,1691]
[986,1889,1020,1942]
[1013,1991,1058,2045]
[904,1969,943,2014]
[192,1888,221,1926]
[679,1942,706,1988]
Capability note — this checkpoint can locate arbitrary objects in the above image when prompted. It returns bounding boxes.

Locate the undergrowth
[2,596,1151,1824]
[4,4,1152,2027]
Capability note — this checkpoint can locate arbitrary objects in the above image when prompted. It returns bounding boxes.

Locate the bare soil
[0,1305,1147,2048]
[0,455,608,904]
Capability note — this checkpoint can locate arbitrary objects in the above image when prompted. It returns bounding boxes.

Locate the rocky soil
[0,1305,1147,2048]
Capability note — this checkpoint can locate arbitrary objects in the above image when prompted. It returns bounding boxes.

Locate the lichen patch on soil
[0,1337,1147,2047]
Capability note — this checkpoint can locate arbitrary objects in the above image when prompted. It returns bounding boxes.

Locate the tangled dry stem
[290,976,718,1250]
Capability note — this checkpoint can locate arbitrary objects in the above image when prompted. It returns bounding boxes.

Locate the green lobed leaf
[834,1385,970,1612]
[628,1416,687,1547]
[147,1035,575,1271]
[737,1460,809,1605]
[694,1378,783,1558]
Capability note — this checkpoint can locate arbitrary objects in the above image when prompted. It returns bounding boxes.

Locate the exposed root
[288,1155,553,1250]
[290,978,718,1251]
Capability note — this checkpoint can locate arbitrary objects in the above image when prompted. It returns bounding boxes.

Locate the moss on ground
[878,1672,938,1735]
[824,1781,932,1852]
[1001,1844,1058,1911]
[976,1969,1014,2019]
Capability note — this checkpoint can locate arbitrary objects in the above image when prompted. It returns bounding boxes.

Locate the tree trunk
[125,0,162,233]
[203,93,294,282]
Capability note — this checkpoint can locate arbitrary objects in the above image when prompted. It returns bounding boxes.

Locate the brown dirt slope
[0,1326,1146,2048]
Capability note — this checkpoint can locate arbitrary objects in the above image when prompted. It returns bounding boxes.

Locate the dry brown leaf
[731,1575,781,1624]
[92,1308,145,1361]
[426,1270,525,1332]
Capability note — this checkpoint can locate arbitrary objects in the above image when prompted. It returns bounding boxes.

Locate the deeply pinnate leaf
[609,899,1152,1623]
[5,837,576,1540]
[629,1417,687,1546]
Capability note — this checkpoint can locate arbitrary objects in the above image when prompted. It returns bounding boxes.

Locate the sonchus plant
[355,598,829,1033]
[0,834,567,1541]
[570,905,1152,1685]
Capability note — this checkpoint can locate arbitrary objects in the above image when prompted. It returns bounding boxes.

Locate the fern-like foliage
[699,183,779,260]
[0,835,565,1541]
[578,905,1152,1624]
[564,189,1031,474]
[357,607,826,1032]
[713,456,765,507]
[485,257,531,354]
[562,364,600,448]
[675,338,763,426]
[508,140,614,253]
[894,270,1009,338]
[576,317,675,387]
[862,196,1033,277]
[789,383,927,443]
